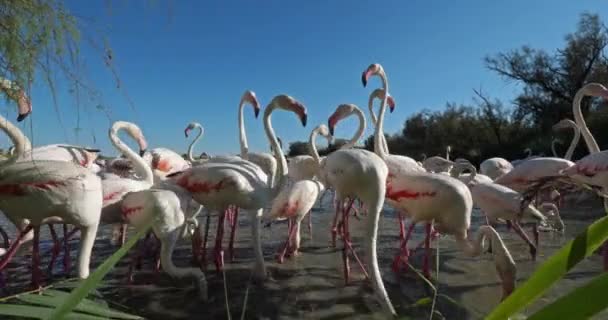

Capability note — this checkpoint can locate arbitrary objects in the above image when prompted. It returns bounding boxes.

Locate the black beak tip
[390,106,395,113]
[301,114,308,127]
[361,73,367,87]
[254,108,260,118]
[139,149,147,157]
[17,112,30,122]
[86,148,101,153]
[329,126,335,136]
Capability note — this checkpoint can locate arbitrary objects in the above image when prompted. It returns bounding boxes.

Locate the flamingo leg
[31,226,42,289]
[422,222,432,279]
[214,210,227,273]
[330,199,341,247]
[47,224,60,275]
[228,207,239,262]
[0,225,33,271]
[62,224,72,275]
[532,223,539,248]
[511,220,537,260]
[136,231,153,270]
[0,226,9,248]
[120,223,128,246]
[307,211,313,240]
[277,218,297,264]
[201,214,211,271]
[398,216,405,241]
[341,199,351,284]
[127,238,146,284]
[392,221,416,273]
[191,223,202,266]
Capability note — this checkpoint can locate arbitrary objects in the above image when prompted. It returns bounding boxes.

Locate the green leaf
[16,291,140,320]
[413,297,433,307]
[0,304,108,320]
[45,220,153,320]
[528,271,608,320]
[487,215,608,320]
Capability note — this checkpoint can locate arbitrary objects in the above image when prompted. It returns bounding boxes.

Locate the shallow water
[0,195,606,320]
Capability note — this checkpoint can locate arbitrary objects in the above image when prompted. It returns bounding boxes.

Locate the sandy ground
[0,194,607,320]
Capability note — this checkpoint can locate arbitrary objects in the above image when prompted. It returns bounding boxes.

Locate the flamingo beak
[361,71,368,87]
[253,99,261,118]
[388,96,396,113]
[139,149,147,157]
[328,114,337,136]
[184,128,191,138]
[16,90,32,122]
[301,113,307,127]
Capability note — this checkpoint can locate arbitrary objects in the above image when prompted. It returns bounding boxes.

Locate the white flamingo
[120,188,207,299]
[100,121,154,246]
[169,94,307,279]
[0,112,102,287]
[362,62,516,301]
[480,157,513,180]
[265,124,331,262]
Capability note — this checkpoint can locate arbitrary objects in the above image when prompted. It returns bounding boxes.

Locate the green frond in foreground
[486,215,608,320]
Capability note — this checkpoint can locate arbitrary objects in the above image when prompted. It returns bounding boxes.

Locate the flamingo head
[316,124,334,144]
[271,94,307,127]
[552,119,576,131]
[361,63,385,87]
[583,83,608,99]
[241,90,261,118]
[328,103,358,136]
[184,122,199,138]
[370,88,395,113]
[16,89,32,122]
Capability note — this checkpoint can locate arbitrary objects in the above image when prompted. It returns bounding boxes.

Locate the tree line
[287,13,608,166]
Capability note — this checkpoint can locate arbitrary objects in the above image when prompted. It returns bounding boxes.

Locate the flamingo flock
[0,66,606,318]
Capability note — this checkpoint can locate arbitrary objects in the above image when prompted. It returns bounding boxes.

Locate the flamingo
[141,147,191,183]
[100,121,154,247]
[184,90,277,263]
[361,63,516,301]
[493,157,574,194]
[480,157,514,180]
[120,188,207,299]
[552,119,580,161]
[367,88,396,155]
[450,161,494,185]
[318,128,397,316]
[455,164,555,260]
[265,124,331,262]
[169,94,307,280]
[0,111,102,288]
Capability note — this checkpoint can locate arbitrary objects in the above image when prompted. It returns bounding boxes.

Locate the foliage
[287,13,608,167]
[487,214,608,319]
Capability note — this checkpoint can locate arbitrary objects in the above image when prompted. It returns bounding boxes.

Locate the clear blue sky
[6,1,607,156]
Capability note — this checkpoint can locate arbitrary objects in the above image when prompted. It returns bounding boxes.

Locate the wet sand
[0,195,607,320]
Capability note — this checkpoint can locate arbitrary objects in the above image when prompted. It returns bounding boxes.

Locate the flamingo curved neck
[109,122,153,186]
[343,107,367,150]
[551,139,559,158]
[186,124,203,163]
[308,128,321,166]
[368,95,389,155]
[564,123,581,160]
[263,102,288,195]
[373,74,389,160]
[0,114,31,165]
[451,163,477,184]
[573,90,600,154]
[238,100,249,159]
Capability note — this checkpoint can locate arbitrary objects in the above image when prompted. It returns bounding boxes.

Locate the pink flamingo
[169,94,307,280]
[0,111,102,288]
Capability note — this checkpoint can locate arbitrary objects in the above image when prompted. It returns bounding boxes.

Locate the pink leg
[47,224,60,275]
[31,226,42,289]
[398,216,405,240]
[120,224,128,246]
[214,210,227,273]
[0,226,9,248]
[228,207,239,262]
[422,222,432,279]
[341,198,369,283]
[201,214,211,271]
[392,221,416,273]
[330,200,341,247]
[0,226,33,271]
[511,221,537,260]
[62,225,72,275]
[277,219,297,264]
[307,211,313,239]
[191,226,202,266]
